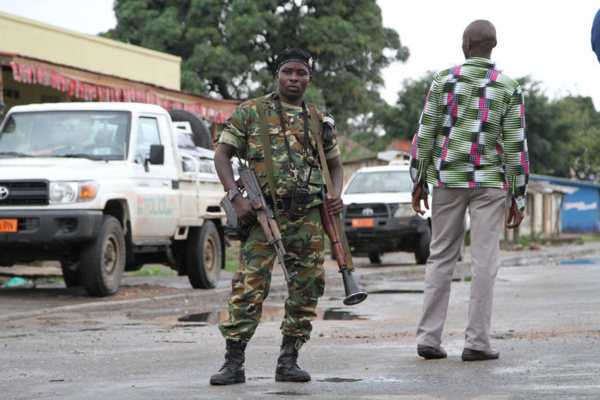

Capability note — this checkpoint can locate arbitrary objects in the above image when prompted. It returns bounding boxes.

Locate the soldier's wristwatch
[227,188,241,201]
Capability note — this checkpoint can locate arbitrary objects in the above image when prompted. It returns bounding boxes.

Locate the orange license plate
[0,219,18,232]
[352,218,374,228]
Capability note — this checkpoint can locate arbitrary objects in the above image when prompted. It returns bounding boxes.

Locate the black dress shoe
[461,348,499,361]
[417,345,447,359]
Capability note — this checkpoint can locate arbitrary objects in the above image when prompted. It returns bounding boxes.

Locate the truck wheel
[168,109,212,149]
[61,264,82,287]
[368,252,383,264]
[415,225,431,265]
[186,220,222,289]
[80,215,126,297]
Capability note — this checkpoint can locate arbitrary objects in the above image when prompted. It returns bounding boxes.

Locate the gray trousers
[416,187,507,351]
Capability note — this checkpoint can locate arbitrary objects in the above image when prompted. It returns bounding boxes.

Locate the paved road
[1,241,599,399]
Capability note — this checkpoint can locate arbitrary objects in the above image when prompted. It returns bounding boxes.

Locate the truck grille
[345,203,389,218]
[0,181,49,206]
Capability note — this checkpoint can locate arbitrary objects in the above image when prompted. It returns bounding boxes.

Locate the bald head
[462,20,497,59]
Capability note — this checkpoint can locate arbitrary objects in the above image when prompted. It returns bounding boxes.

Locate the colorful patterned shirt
[409,57,529,213]
[218,93,340,207]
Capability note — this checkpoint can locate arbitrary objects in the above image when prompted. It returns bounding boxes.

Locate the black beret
[275,48,313,72]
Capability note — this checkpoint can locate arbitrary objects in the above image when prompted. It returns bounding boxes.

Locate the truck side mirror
[144,144,164,171]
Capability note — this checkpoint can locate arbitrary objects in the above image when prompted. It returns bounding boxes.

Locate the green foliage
[556,96,600,180]
[376,71,436,141]
[225,243,240,272]
[128,265,176,276]
[519,77,600,180]
[517,77,570,177]
[101,0,409,132]
[515,231,545,247]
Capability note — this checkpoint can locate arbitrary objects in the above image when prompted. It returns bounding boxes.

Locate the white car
[341,163,432,264]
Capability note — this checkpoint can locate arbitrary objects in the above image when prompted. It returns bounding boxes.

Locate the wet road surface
[1,242,599,399]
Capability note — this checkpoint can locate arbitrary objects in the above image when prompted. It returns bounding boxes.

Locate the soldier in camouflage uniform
[211,48,344,385]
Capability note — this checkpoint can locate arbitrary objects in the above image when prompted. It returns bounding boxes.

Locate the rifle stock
[320,202,368,306]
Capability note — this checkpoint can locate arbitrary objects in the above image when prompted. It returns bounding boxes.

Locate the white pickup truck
[0,102,227,297]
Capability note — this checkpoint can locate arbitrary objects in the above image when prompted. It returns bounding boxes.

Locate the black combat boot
[209,339,247,385]
[275,335,311,382]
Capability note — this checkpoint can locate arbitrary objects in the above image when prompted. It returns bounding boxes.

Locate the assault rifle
[237,166,295,282]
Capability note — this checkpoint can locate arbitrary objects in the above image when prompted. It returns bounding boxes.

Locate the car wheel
[368,251,383,264]
[415,225,431,265]
[80,215,126,297]
[186,221,222,289]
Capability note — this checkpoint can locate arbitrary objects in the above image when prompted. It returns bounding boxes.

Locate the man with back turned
[410,20,529,361]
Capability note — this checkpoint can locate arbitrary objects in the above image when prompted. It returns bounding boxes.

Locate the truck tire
[415,225,431,265]
[80,215,126,297]
[168,109,212,149]
[186,220,222,289]
[368,252,383,264]
[61,264,82,287]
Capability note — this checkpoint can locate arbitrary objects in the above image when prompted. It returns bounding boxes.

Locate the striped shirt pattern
[409,57,529,213]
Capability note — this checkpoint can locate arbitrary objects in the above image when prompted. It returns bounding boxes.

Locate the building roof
[530,174,600,190]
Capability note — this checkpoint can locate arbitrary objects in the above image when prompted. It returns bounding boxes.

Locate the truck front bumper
[0,210,104,246]
[344,217,429,254]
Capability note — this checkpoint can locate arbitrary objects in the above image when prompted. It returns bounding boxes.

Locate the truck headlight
[393,203,415,218]
[49,181,98,204]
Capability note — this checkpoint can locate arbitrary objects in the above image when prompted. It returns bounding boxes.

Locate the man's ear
[275,70,279,80]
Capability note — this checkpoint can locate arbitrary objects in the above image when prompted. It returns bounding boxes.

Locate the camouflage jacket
[218,92,340,207]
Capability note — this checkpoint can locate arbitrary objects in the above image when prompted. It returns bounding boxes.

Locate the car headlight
[49,181,99,204]
[392,203,415,218]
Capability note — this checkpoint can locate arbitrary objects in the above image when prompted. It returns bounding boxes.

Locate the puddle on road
[264,378,362,395]
[265,392,308,396]
[178,312,213,322]
[131,305,371,324]
[561,259,598,265]
[319,377,362,383]
[368,289,424,294]
[322,308,369,321]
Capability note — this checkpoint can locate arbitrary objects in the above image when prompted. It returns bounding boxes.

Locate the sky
[1,0,599,109]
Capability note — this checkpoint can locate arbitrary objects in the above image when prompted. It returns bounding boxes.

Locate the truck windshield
[345,170,413,194]
[0,111,131,160]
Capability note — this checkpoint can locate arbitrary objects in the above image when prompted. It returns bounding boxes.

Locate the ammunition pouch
[289,185,313,221]
[266,191,317,221]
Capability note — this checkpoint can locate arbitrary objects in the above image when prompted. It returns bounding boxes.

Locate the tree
[101,0,409,131]
[509,77,600,180]
[517,77,570,177]
[556,96,600,181]
[375,71,435,141]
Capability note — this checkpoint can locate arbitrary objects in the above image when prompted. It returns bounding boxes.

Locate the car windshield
[345,170,413,194]
[0,111,131,160]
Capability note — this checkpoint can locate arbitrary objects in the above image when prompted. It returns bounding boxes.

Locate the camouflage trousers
[219,205,326,343]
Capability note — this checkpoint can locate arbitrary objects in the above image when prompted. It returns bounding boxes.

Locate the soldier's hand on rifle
[234,196,262,226]
[325,193,344,215]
